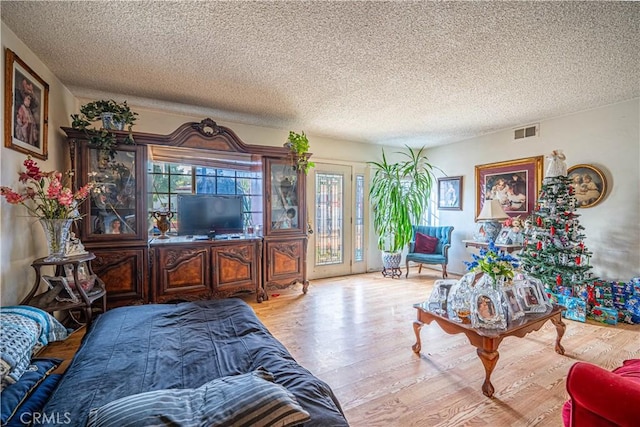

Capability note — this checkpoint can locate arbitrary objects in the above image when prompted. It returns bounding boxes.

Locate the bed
[40,299,349,426]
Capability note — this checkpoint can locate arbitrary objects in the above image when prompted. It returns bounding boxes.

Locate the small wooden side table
[21,252,107,328]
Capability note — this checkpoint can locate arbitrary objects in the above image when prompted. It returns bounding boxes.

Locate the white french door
[307,163,367,278]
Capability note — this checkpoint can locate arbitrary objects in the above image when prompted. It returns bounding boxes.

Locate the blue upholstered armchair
[405,225,454,278]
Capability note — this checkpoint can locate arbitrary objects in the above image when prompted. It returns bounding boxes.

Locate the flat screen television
[177,194,243,236]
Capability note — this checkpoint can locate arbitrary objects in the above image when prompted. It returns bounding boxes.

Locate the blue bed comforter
[42,299,348,426]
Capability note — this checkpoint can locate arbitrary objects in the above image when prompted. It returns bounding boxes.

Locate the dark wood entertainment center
[64,119,308,307]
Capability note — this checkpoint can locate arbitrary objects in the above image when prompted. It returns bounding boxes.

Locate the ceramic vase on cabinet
[153,211,173,239]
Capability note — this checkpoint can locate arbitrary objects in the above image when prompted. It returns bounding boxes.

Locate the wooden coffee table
[412,302,566,398]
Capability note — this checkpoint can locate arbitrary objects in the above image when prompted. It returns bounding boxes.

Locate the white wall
[429,98,640,281]
[1,23,77,305]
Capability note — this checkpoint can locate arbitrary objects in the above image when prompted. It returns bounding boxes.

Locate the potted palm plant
[369,146,437,275]
[71,99,138,159]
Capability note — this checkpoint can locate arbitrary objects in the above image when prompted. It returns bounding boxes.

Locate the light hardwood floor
[246,271,640,427]
[39,271,639,426]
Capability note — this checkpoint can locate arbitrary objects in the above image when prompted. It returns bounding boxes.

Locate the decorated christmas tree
[519,151,596,295]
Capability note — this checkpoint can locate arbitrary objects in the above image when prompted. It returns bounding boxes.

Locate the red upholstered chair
[563,359,640,427]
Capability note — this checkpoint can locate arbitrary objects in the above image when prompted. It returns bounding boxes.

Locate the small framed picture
[495,227,513,245]
[515,279,549,313]
[4,49,49,160]
[502,286,524,320]
[42,275,79,303]
[471,289,506,329]
[437,176,463,210]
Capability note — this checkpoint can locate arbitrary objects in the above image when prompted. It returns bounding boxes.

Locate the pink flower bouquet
[1,157,92,219]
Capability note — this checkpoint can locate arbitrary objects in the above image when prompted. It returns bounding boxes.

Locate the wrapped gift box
[574,284,588,300]
[556,286,574,296]
[549,293,566,306]
[611,281,633,296]
[624,296,640,323]
[613,294,628,309]
[563,296,587,322]
[590,306,618,325]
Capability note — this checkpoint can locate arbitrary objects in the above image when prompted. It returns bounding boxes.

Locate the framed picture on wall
[437,176,463,210]
[475,156,543,220]
[567,164,607,208]
[4,48,49,160]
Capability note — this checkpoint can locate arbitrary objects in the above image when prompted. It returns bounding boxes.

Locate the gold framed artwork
[4,48,49,159]
[567,164,607,208]
[475,156,544,220]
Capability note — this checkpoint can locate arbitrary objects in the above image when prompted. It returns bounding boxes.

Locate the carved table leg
[476,348,499,398]
[550,314,566,355]
[302,280,309,294]
[412,321,424,353]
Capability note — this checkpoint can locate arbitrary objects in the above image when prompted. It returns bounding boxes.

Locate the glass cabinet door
[79,145,145,241]
[266,159,303,234]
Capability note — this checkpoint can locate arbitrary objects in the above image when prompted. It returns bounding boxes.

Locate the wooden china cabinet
[263,158,309,295]
[64,119,309,307]
[69,141,149,307]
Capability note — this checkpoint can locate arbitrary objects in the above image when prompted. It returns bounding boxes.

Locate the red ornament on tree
[565,223,570,232]
[536,216,542,227]
[568,186,574,195]
[579,242,584,251]
[550,226,556,236]
[536,241,542,250]
[576,256,581,265]
[556,274,562,285]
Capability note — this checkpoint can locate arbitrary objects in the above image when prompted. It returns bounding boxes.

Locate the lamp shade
[477,199,510,221]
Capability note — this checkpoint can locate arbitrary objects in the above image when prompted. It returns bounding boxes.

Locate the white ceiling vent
[513,124,539,141]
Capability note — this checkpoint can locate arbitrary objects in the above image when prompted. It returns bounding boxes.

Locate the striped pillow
[86,368,310,427]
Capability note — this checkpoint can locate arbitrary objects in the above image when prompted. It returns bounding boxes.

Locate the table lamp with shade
[474,199,510,242]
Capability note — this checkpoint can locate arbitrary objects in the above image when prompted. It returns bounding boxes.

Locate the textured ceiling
[2,1,639,147]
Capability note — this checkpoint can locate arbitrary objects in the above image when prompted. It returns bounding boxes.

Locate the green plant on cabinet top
[71,100,138,158]
[285,131,315,174]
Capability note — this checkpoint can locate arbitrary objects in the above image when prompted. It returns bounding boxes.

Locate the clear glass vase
[39,218,73,261]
